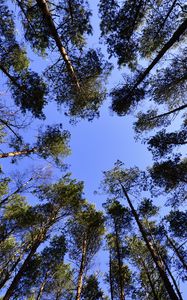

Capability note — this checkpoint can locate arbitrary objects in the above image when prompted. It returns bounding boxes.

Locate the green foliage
[10,70,47,119]
[148,128,187,159]
[46,49,112,120]
[82,275,106,300]
[36,125,71,165]
[68,202,105,269]
[166,210,187,239]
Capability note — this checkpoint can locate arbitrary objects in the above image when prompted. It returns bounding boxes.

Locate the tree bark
[114,222,125,300]
[75,235,87,300]
[120,184,179,300]
[109,251,114,300]
[36,0,81,90]
[0,148,37,159]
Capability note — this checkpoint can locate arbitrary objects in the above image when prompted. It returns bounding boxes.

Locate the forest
[0,0,186,299]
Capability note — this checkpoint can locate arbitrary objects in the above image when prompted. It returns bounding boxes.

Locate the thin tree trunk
[130,18,187,91]
[141,260,159,300]
[114,223,125,300]
[109,251,114,300]
[75,235,87,300]
[153,0,178,39]
[148,104,187,121]
[0,148,37,159]
[0,177,33,206]
[165,233,187,271]
[36,0,81,90]
[163,259,183,300]
[36,272,49,300]
[120,184,179,300]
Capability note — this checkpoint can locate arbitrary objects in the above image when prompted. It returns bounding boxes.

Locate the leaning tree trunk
[0,241,29,289]
[3,234,45,300]
[75,235,87,300]
[120,184,179,300]
[163,259,183,300]
[36,0,81,90]
[153,0,178,39]
[165,232,187,271]
[130,18,187,92]
[148,104,187,121]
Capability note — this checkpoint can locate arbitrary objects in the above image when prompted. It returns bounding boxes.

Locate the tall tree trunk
[75,235,87,300]
[3,236,44,300]
[36,0,81,90]
[165,233,187,271]
[0,148,37,159]
[114,223,125,300]
[163,259,183,300]
[120,184,179,300]
[141,260,159,300]
[130,18,187,91]
[109,251,114,300]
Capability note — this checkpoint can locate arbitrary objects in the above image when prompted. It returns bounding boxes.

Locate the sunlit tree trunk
[0,148,37,159]
[36,0,81,90]
[75,235,87,300]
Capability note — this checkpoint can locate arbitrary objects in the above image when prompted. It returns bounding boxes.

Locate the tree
[102,161,180,300]
[67,202,105,300]
[1,174,84,299]
[104,199,132,300]
[0,1,47,118]
[149,157,187,206]
[13,0,111,120]
[82,274,108,300]
[13,235,74,300]
[0,125,71,167]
